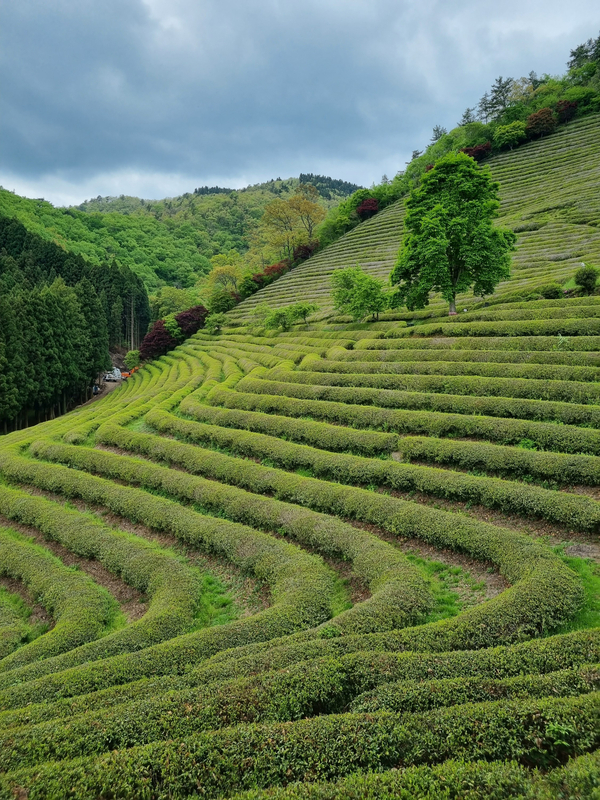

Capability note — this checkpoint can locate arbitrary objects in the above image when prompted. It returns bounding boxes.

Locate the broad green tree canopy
[331,265,389,320]
[390,152,516,314]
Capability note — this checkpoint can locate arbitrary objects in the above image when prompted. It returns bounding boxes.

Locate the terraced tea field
[0,276,599,796]
[2,111,600,795]
[229,112,600,323]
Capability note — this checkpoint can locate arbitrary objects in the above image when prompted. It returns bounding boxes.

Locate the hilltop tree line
[318,32,600,250]
[0,216,150,432]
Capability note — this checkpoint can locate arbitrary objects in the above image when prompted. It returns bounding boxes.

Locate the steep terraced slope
[229,112,600,321]
[0,284,599,795]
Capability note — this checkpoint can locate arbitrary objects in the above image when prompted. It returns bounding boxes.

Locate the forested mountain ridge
[0,215,149,431]
[0,176,361,293]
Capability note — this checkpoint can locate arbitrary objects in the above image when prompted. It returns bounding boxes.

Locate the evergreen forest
[0,216,149,431]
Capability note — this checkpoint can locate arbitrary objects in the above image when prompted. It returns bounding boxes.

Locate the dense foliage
[0,178,353,296]
[0,215,149,431]
[140,305,207,361]
[390,153,516,314]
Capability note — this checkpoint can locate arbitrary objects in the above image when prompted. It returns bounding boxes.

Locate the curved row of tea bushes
[180,394,398,456]
[236,376,600,427]
[62,428,587,649]
[398,436,600,485]
[1,655,598,771]
[0,483,203,678]
[0,453,335,696]
[266,367,600,404]
[396,317,600,338]
[298,350,600,382]
[336,346,600,367]
[349,664,600,714]
[0,526,119,673]
[208,385,600,454]
[303,357,600,383]
[427,305,600,325]
[32,435,435,637]
[358,335,600,351]
[232,751,600,800]
[146,409,600,530]
[0,592,30,661]
[2,693,598,799]
[60,360,179,445]
[2,626,599,733]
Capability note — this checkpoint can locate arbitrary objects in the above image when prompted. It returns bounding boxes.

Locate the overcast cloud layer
[1,0,597,205]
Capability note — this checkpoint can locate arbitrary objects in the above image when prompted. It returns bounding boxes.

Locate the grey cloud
[1,0,597,203]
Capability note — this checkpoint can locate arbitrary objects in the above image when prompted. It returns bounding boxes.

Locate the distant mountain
[0,176,358,292]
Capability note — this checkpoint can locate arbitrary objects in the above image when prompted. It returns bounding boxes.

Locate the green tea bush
[0,525,119,672]
[211,385,600,451]
[146,409,600,530]
[2,693,598,798]
[0,483,203,677]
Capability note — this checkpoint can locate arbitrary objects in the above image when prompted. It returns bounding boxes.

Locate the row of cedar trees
[0,216,150,433]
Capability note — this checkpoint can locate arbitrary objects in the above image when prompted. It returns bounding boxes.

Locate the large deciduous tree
[390,152,516,315]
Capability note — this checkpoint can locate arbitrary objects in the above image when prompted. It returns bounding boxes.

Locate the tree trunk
[448,296,457,316]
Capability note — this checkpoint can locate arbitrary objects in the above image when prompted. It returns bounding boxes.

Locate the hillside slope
[0,258,599,793]
[229,112,600,321]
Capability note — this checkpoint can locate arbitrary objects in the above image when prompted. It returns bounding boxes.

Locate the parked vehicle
[103,368,122,382]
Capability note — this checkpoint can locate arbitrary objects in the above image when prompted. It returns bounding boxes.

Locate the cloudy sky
[1,0,597,206]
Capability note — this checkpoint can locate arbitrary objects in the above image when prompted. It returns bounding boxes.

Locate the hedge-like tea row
[231,751,600,800]
[3,626,599,734]
[0,483,203,679]
[51,429,586,651]
[0,589,30,661]
[395,317,600,338]
[236,376,600,427]
[1,653,597,771]
[146,408,600,531]
[398,436,600,486]
[2,693,598,799]
[31,435,435,637]
[179,394,398,456]
[433,304,600,324]
[349,664,600,713]
[266,366,600,404]
[303,357,600,384]
[0,450,335,698]
[0,525,118,673]
[208,385,600,454]
[336,346,600,367]
[355,335,600,352]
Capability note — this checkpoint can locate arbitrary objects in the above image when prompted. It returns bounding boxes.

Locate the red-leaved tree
[460,142,491,162]
[139,320,178,361]
[556,100,578,123]
[293,241,319,262]
[356,198,379,220]
[174,305,208,337]
[526,108,557,138]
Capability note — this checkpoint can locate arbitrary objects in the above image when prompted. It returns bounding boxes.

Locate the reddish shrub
[140,320,178,361]
[460,142,492,162]
[174,305,208,337]
[293,241,319,262]
[356,198,379,219]
[526,108,557,138]
[556,100,578,123]
[424,164,435,172]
